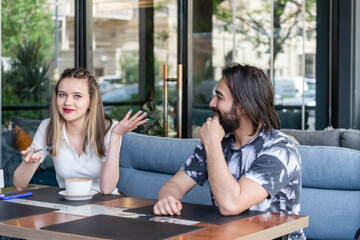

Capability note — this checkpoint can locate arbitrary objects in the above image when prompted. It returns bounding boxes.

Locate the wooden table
[0,185,308,240]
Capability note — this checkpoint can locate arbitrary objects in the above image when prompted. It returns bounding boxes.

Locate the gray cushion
[281,128,344,146]
[341,129,360,150]
[12,117,42,138]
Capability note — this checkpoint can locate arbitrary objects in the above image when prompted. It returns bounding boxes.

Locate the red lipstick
[63,108,74,113]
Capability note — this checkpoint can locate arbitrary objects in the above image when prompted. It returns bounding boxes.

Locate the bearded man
[153,63,305,240]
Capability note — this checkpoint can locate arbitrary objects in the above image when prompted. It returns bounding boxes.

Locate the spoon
[29,144,54,154]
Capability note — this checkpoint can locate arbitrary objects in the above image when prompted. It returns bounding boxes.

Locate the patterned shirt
[181,128,305,239]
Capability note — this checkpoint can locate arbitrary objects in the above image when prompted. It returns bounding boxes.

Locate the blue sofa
[118,132,360,240]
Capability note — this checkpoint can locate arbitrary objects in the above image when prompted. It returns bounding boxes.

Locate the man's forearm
[206,143,243,215]
[158,180,185,201]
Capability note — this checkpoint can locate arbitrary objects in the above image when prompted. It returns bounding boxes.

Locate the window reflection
[92,0,178,136]
[1,0,75,127]
[192,0,317,133]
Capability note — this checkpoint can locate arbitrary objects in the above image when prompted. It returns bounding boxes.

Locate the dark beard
[211,104,240,133]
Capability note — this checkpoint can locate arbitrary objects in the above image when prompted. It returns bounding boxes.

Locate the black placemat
[29,186,123,206]
[0,201,59,222]
[124,202,265,225]
[41,214,203,240]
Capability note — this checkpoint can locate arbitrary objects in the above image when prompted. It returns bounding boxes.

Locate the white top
[32,118,119,194]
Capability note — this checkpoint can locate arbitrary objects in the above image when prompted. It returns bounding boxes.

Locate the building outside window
[1,0,317,138]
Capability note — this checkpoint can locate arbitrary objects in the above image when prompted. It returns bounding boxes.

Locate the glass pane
[233,0,271,70]
[192,0,317,134]
[92,0,177,137]
[1,0,74,127]
[192,0,271,136]
[304,0,317,130]
[273,0,317,130]
[191,0,217,136]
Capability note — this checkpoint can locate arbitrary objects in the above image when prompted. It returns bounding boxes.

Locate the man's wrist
[203,140,222,151]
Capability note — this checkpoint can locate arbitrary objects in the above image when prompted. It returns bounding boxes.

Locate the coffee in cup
[65,178,92,195]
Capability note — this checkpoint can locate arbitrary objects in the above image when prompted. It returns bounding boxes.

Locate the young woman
[13,68,148,194]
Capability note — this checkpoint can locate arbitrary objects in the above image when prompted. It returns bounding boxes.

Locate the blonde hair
[46,68,112,157]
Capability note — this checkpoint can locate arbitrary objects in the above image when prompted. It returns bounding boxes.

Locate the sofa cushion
[281,128,344,146]
[301,188,360,240]
[120,132,201,175]
[12,117,42,138]
[341,129,360,150]
[14,125,33,151]
[118,168,212,205]
[297,145,360,190]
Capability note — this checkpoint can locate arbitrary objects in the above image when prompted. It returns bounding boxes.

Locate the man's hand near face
[198,116,225,148]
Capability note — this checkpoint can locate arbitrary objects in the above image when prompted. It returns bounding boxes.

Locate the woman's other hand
[111,109,149,136]
[21,147,42,163]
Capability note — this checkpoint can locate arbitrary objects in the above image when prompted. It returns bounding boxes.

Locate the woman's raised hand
[21,147,42,164]
[112,109,149,136]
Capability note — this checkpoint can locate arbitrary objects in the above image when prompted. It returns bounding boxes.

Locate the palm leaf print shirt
[180,128,305,239]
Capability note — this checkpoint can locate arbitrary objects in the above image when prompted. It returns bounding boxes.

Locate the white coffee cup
[65,178,92,195]
[0,169,4,189]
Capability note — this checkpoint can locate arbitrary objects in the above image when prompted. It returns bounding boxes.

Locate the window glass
[92,0,177,137]
[273,0,317,130]
[192,0,271,135]
[1,0,74,127]
[191,0,317,135]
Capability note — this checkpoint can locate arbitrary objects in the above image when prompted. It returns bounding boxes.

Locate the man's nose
[209,96,216,108]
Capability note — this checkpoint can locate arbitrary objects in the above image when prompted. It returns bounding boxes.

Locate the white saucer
[58,190,98,201]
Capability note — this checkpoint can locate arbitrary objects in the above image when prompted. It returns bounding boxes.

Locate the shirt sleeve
[180,143,208,186]
[31,119,51,163]
[242,142,301,198]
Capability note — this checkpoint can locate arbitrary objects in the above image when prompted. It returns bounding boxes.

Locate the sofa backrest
[281,128,344,147]
[297,145,360,240]
[118,132,211,205]
[341,129,360,151]
[281,128,360,151]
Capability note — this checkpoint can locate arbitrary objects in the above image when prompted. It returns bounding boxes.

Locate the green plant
[107,105,142,122]
[2,42,51,127]
[1,0,53,58]
[139,102,174,136]
[10,42,50,102]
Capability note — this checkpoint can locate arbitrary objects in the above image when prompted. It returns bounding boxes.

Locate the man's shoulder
[258,129,300,161]
[260,129,296,147]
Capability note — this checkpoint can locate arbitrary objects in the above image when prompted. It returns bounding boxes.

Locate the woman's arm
[13,148,43,191]
[100,110,148,194]
[14,120,49,191]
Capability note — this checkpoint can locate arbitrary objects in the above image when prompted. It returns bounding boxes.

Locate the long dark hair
[46,67,112,157]
[222,63,280,135]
